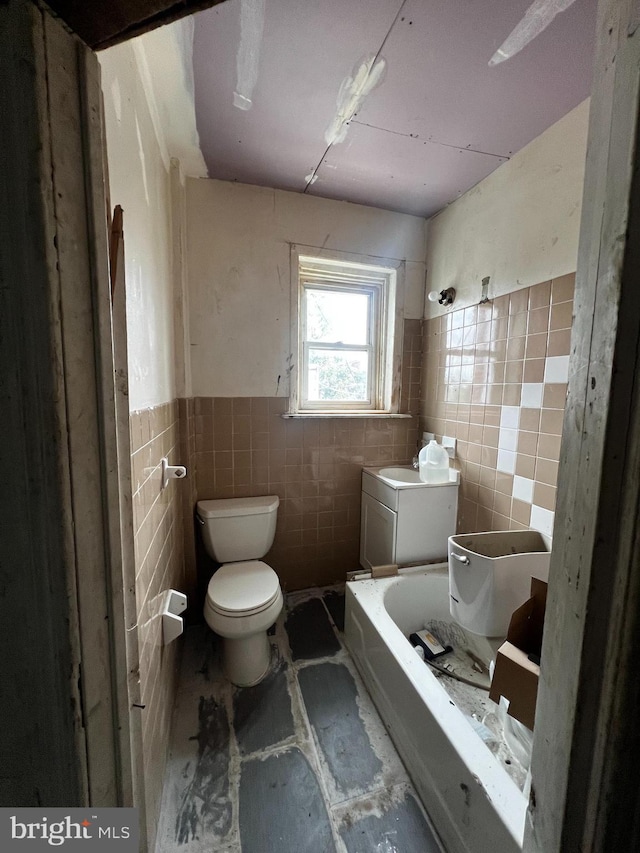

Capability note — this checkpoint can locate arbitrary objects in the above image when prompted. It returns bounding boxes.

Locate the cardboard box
[489,577,548,731]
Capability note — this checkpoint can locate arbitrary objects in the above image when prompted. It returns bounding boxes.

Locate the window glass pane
[305,288,369,344]
[307,349,369,402]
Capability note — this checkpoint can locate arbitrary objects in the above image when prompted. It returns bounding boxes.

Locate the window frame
[289,247,404,416]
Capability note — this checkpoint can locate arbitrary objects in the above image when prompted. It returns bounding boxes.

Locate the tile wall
[189,320,423,591]
[129,401,186,848]
[177,396,198,606]
[421,275,575,538]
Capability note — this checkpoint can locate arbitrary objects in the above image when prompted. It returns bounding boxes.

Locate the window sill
[281,412,414,419]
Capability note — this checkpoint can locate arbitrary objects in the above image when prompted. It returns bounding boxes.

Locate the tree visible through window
[305,287,370,402]
[294,255,398,413]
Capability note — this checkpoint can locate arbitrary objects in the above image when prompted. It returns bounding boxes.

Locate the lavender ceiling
[193,0,596,218]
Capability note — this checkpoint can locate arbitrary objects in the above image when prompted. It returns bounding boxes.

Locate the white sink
[365,464,459,489]
[377,466,422,484]
[360,464,461,568]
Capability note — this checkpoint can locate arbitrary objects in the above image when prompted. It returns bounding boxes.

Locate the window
[290,251,402,414]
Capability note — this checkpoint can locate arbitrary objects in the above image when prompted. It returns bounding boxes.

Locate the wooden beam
[0,0,143,810]
[525,0,640,849]
[0,0,87,807]
[43,0,229,50]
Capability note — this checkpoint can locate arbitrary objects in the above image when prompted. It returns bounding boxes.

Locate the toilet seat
[207,560,280,617]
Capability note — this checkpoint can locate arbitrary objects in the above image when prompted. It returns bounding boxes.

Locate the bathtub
[345,565,526,853]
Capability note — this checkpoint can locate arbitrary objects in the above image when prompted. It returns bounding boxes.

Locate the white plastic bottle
[419,440,450,484]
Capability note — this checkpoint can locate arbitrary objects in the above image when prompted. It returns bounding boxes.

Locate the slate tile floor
[156,587,443,853]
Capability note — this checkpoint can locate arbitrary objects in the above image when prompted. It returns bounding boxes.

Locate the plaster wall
[130,19,207,180]
[425,99,589,316]
[99,32,198,848]
[186,179,428,398]
[100,40,176,411]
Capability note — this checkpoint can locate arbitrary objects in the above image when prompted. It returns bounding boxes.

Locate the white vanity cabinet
[359,465,459,569]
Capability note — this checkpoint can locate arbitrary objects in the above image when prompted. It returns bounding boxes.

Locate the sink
[360,464,460,568]
[365,464,459,489]
[377,466,422,484]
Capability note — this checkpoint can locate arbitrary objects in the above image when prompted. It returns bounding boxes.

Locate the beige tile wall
[421,275,575,538]
[190,320,423,590]
[129,401,186,848]
[178,396,197,606]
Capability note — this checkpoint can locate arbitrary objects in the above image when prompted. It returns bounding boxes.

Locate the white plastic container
[419,440,450,484]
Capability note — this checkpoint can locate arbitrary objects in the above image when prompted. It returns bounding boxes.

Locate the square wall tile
[502,384,522,406]
[529,281,551,309]
[498,428,518,452]
[421,277,574,537]
[500,406,520,430]
[497,449,516,474]
[512,475,534,504]
[530,504,555,537]
[512,499,532,526]
[544,355,570,384]
[515,453,537,479]
[551,273,575,304]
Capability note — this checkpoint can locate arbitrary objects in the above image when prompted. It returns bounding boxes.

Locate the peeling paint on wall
[234,0,266,111]
[324,54,387,146]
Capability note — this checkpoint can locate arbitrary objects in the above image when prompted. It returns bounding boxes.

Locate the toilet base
[223,631,272,686]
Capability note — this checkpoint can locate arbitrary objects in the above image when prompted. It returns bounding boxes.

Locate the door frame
[0,0,145,833]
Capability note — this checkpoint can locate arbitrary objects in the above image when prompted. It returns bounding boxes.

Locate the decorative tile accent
[521,383,544,408]
[500,406,520,430]
[498,428,518,451]
[497,449,516,475]
[530,504,555,537]
[544,355,571,384]
[421,275,575,535]
[513,475,535,504]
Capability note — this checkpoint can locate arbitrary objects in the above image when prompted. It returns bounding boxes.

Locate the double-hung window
[291,253,401,414]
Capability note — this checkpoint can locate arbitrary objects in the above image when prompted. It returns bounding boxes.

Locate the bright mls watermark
[1,809,138,851]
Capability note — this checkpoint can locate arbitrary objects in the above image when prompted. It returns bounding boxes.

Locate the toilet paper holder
[161,457,187,490]
[162,589,187,645]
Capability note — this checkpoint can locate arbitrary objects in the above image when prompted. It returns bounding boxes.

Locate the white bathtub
[345,565,526,853]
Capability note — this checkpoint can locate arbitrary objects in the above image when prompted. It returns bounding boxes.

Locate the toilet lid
[207,561,280,615]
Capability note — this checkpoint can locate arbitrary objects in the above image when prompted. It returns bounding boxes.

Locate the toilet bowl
[197,496,283,686]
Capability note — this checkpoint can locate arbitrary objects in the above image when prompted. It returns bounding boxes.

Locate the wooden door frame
[0,0,145,834]
[525,0,640,849]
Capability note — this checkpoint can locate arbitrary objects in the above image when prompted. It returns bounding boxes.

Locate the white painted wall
[130,19,207,179]
[425,99,589,316]
[187,179,427,398]
[100,19,205,411]
[100,41,175,411]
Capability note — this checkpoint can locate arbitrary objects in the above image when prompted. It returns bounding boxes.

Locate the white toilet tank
[197,496,279,563]
[448,530,550,637]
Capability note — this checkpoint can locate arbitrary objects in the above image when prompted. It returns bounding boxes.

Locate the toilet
[196,495,283,686]
[448,530,551,636]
